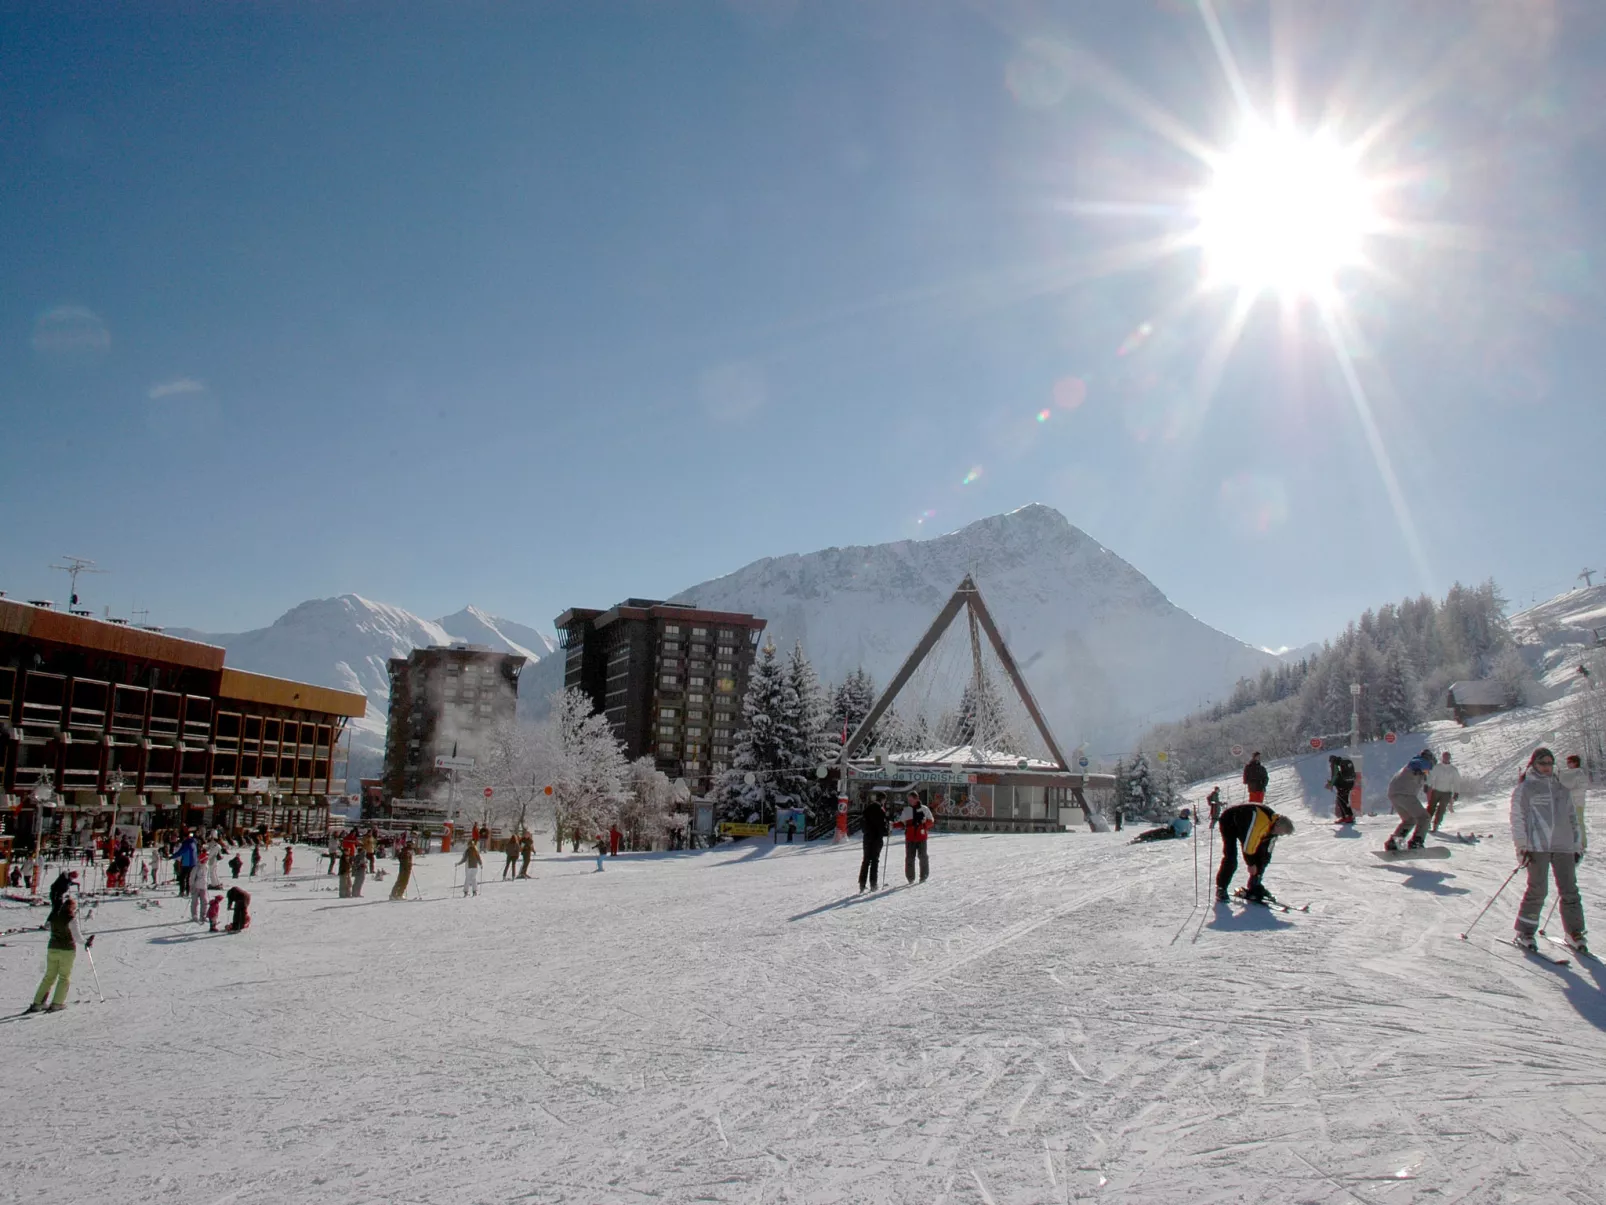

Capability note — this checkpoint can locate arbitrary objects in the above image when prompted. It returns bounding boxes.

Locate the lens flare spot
[1036,409,1051,423]
[1117,323,1153,357]
[1218,472,1290,537]
[960,467,982,486]
[1052,376,1088,410]
[915,508,938,526]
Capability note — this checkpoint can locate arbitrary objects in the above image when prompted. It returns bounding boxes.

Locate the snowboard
[1372,846,1451,860]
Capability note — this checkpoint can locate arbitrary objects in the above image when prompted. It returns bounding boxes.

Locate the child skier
[206,890,224,932]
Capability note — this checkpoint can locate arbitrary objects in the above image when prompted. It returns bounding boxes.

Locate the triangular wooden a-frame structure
[840,575,1070,769]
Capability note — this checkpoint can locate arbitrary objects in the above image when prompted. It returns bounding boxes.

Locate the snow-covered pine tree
[785,642,836,825]
[950,670,1019,752]
[1127,752,1155,816]
[1373,639,1421,736]
[715,643,801,824]
[830,667,878,749]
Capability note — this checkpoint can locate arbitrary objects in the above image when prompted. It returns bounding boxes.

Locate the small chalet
[1446,680,1512,725]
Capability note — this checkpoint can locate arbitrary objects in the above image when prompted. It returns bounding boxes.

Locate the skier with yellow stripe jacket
[1215,802,1295,903]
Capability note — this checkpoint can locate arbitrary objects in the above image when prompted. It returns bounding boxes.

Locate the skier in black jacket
[859,795,889,892]
[1326,755,1357,824]
[1215,802,1294,902]
[1242,752,1270,803]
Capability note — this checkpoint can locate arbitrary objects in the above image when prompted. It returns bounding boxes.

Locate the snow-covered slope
[671,503,1278,752]
[1511,582,1606,691]
[436,606,555,662]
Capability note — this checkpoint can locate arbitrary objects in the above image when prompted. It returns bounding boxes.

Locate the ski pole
[1459,862,1525,940]
[1193,810,1199,905]
[1539,897,1559,936]
[84,945,105,1003]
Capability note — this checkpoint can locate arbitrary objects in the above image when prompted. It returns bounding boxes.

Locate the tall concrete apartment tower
[553,600,764,795]
[382,644,525,806]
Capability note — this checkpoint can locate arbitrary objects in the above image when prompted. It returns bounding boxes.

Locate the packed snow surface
[4,825,1602,1200]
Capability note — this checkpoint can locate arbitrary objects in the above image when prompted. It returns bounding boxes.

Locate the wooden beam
[842,582,972,760]
[963,579,1072,771]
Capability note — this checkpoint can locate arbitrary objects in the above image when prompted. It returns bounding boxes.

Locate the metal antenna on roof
[50,556,107,611]
[1581,568,1597,589]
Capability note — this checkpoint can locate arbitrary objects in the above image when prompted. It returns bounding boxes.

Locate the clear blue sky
[3,1,1602,651]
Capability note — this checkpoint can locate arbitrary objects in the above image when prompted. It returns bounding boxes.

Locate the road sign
[1077,756,1090,768]
[1309,737,1324,750]
[1230,744,1243,757]
[543,785,553,795]
[435,756,476,770]
[1384,732,1397,745]
[483,787,494,798]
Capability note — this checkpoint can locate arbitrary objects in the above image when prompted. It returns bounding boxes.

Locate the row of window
[663,626,739,639]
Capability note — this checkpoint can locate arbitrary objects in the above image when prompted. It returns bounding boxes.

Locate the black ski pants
[1215,811,1269,894]
[905,840,929,884]
[1334,786,1354,822]
[859,837,883,890]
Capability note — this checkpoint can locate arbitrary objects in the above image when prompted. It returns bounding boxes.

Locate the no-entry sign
[483,787,494,798]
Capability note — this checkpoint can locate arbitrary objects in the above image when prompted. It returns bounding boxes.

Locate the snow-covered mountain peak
[435,606,556,661]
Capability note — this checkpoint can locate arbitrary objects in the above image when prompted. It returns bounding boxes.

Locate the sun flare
[1195,125,1377,298]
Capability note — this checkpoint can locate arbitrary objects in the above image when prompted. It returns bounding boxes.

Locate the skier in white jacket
[1557,754,1588,854]
[1511,747,1587,955]
[1426,752,1464,832]
[190,851,211,923]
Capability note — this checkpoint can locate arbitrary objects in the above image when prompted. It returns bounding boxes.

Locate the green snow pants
[33,948,76,1009]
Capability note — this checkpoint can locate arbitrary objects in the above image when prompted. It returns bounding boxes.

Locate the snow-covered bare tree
[618,756,677,851]
[536,688,628,851]
[467,720,547,833]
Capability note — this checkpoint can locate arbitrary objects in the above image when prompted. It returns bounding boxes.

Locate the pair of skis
[1507,934,1588,966]
[1229,888,1309,914]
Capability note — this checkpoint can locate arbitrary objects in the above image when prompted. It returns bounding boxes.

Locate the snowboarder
[1242,752,1269,804]
[1384,755,1434,851]
[189,851,210,922]
[859,794,889,892]
[1214,802,1294,903]
[1325,755,1357,824]
[1427,751,1463,832]
[226,885,251,932]
[351,847,367,897]
[519,830,533,878]
[893,792,934,884]
[27,896,92,1013]
[1132,809,1192,843]
[390,841,414,900]
[458,839,483,896]
[1511,747,1588,955]
[502,834,519,880]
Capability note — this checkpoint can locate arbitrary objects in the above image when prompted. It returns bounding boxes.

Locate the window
[718,629,733,640]
[713,727,730,738]
[660,708,677,719]
[687,693,705,704]
[714,712,733,724]
[687,710,704,720]
[662,640,681,653]
[715,661,733,673]
[716,646,734,658]
[692,627,707,637]
[664,625,680,635]
[688,676,706,687]
[479,703,493,716]
[716,679,736,694]
[712,744,729,757]
[659,724,676,738]
[658,742,676,756]
[686,726,703,737]
[660,675,679,688]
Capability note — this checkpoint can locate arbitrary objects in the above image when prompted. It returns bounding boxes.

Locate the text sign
[719,822,771,837]
[435,756,476,770]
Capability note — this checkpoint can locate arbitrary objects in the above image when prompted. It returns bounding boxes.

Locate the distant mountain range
[162,503,1286,776]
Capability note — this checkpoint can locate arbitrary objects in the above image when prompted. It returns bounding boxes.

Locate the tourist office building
[555,600,766,796]
[0,597,366,848]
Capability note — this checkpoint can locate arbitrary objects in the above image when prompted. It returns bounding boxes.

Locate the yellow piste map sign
[719,822,771,838]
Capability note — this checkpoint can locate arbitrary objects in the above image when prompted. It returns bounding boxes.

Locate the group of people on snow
[857,791,934,891]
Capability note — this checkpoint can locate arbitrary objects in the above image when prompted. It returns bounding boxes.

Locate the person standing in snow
[176,833,198,895]
[49,869,78,911]
[249,841,262,877]
[363,831,378,874]
[326,835,340,876]
[189,851,211,923]
[228,851,243,880]
[337,847,352,898]
[859,794,889,892]
[1214,802,1294,902]
[458,839,483,896]
[519,830,534,878]
[27,896,92,1013]
[1427,751,1464,832]
[1205,786,1223,829]
[893,792,934,885]
[1512,747,1588,955]
[282,844,293,877]
[1242,752,1270,804]
[206,846,224,890]
[1558,755,1588,854]
[1325,755,1357,824]
[390,841,414,900]
[593,833,607,872]
[351,846,367,897]
[1384,755,1434,851]
[502,834,519,880]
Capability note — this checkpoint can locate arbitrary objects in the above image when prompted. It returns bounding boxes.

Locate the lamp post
[1349,683,1364,813]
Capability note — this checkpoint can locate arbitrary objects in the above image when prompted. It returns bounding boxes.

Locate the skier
[1512,747,1588,955]
[351,846,367,898]
[1384,755,1434,851]
[1205,786,1223,828]
[206,846,223,889]
[363,831,378,874]
[1132,809,1192,843]
[27,896,92,1013]
[226,885,251,932]
[189,851,210,923]
[1558,754,1588,854]
[48,869,78,910]
[176,833,198,894]
[1242,752,1269,804]
[249,842,262,877]
[1214,802,1294,903]
[859,794,889,892]
[1325,755,1357,824]
[1426,751,1464,832]
[206,889,224,932]
[593,833,607,872]
[502,834,519,880]
[458,839,483,896]
[390,841,414,900]
[282,844,293,877]
[519,830,534,878]
[892,792,934,884]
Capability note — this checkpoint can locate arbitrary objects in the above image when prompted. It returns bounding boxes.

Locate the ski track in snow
[2,784,1604,1203]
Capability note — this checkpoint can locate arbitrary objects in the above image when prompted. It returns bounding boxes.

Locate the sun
[1194,124,1377,299]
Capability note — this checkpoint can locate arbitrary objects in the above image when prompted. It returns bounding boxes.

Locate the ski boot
[1406,836,1425,851]
[1383,837,1401,852]
[1513,932,1538,951]
[1562,934,1592,959]
[45,1003,66,1013]
[1214,886,1229,903]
